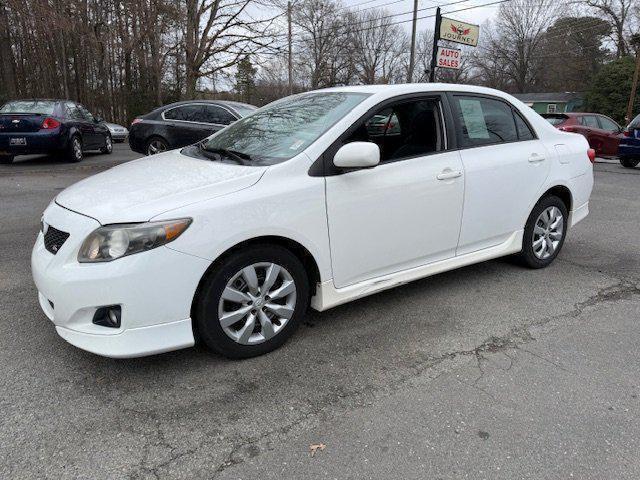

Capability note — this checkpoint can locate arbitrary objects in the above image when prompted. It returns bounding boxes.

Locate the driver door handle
[436,169,463,180]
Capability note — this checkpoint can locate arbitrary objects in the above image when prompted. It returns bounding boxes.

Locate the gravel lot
[1,146,639,479]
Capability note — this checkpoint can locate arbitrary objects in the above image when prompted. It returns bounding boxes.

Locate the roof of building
[511,92,584,103]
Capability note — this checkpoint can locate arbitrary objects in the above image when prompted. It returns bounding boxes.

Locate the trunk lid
[0,114,45,133]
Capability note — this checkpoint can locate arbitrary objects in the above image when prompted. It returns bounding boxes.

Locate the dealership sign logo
[439,17,479,47]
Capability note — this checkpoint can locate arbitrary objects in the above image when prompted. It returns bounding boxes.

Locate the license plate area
[10,137,27,146]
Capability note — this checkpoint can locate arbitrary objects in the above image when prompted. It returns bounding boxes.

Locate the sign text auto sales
[436,47,461,70]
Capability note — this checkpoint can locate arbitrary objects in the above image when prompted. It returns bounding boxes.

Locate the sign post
[429,12,479,81]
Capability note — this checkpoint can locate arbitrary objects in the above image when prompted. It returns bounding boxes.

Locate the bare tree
[582,0,633,57]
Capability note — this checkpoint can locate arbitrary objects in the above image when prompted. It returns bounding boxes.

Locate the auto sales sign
[436,47,461,70]
[439,17,479,47]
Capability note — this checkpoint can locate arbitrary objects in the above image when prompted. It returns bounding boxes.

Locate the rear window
[0,100,56,115]
[629,114,640,129]
[543,116,567,126]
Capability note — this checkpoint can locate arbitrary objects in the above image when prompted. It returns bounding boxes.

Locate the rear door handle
[528,153,545,163]
[436,169,463,180]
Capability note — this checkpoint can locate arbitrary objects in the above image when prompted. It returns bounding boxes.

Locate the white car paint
[31,83,593,358]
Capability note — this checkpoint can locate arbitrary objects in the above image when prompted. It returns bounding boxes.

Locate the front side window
[0,100,56,115]
[598,116,620,132]
[452,95,518,147]
[344,98,443,162]
[200,92,369,164]
[202,105,237,125]
[164,105,205,123]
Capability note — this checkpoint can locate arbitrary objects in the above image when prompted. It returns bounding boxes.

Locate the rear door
[78,105,101,148]
[66,103,96,149]
[449,94,550,255]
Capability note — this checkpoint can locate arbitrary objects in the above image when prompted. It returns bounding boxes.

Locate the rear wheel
[194,245,309,359]
[100,134,113,154]
[66,136,83,163]
[146,137,168,155]
[620,157,639,168]
[0,155,13,164]
[517,195,568,269]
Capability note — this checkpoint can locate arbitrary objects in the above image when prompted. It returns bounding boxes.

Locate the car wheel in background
[100,135,113,154]
[194,245,310,359]
[620,157,639,168]
[146,137,168,155]
[517,195,568,269]
[0,155,14,164]
[66,136,83,163]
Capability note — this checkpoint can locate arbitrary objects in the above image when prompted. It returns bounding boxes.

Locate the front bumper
[31,201,211,358]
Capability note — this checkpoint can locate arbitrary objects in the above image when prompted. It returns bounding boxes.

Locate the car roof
[159,100,255,110]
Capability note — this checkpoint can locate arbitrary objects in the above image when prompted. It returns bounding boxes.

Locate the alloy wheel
[532,206,564,259]
[105,136,112,153]
[73,138,82,160]
[218,262,297,345]
[147,139,166,155]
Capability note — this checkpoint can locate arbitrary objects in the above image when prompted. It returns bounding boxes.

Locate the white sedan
[31,84,594,359]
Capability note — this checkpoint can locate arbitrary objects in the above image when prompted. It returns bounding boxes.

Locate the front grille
[44,226,70,254]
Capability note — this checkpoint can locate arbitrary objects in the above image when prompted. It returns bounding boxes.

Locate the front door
[325,96,465,288]
[448,94,551,255]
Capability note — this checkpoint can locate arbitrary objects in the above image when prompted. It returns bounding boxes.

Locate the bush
[586,57,638,124]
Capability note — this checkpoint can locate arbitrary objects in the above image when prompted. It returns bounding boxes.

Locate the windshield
[0,100,56,115]
[200,92,370,165]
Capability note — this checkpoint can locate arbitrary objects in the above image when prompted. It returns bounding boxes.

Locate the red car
[542,112,624,157]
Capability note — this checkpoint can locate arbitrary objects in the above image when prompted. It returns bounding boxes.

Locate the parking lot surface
[1,147,639,479]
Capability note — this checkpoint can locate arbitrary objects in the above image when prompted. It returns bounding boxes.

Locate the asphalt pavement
[1,146,639,479]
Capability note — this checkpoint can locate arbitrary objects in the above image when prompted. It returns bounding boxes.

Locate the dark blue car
[619,113,640,168]
[0,99,112,164]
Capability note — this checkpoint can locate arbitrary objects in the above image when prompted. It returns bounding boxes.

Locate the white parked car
[105,122,129,143]
[31,84,594,359]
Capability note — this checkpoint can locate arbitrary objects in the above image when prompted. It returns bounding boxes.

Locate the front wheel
[620,157,639,168]
[146,137,168,155]
[517,195,568,269]
[194,245,310,359]
[100,134,113,154]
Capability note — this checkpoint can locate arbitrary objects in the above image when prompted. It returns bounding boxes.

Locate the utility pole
[625,36,640,124]
[407,0,418,82]
[428,7,442,82]
[287,1,293,95]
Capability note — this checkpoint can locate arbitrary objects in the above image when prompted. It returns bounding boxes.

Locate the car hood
[55,151,267,224]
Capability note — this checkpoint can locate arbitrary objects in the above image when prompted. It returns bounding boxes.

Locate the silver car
[105,122,129,143]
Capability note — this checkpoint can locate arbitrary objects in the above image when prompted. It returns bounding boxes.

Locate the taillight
[623,130,631,137]
[131,118,142,125]
[41,117,61,129]
[559,126,575,132]
[587,148,596,164]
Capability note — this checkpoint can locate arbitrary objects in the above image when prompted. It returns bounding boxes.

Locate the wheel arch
[542,184,573,212]
[189,235,322,340]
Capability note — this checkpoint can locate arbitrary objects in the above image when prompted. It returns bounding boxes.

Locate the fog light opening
[92,305,122,328]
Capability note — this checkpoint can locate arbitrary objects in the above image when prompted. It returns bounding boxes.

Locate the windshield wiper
[199,143,253,164]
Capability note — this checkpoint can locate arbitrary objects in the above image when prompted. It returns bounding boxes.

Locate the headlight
[78,218,191,263]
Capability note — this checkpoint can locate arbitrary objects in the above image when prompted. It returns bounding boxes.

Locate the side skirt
[310,230,524,311]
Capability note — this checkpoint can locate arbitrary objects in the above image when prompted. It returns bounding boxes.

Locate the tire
[100,134,113,154]
[194,245,310,359]
[146,136,168,155]
[66,136,83,163]
[0,155,13,164]
[620,157,639,168]
[517,195,569,269]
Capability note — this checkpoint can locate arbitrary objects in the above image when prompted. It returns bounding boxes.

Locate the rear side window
[0,100,56,115]
[164,105,205,122]
[514,112,535,140]
[452,95,518,147]
[201,105,237,125]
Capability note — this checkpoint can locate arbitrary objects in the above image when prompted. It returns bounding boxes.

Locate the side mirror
[333,142,380,170]
[94,117,103,124]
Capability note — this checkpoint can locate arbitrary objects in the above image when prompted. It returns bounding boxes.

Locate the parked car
[105,122,128,143]
[128,100,257,155]
[541,112,623,157]
[0,99,112,164]
[618,113,640,168]
[32,84,594,359]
